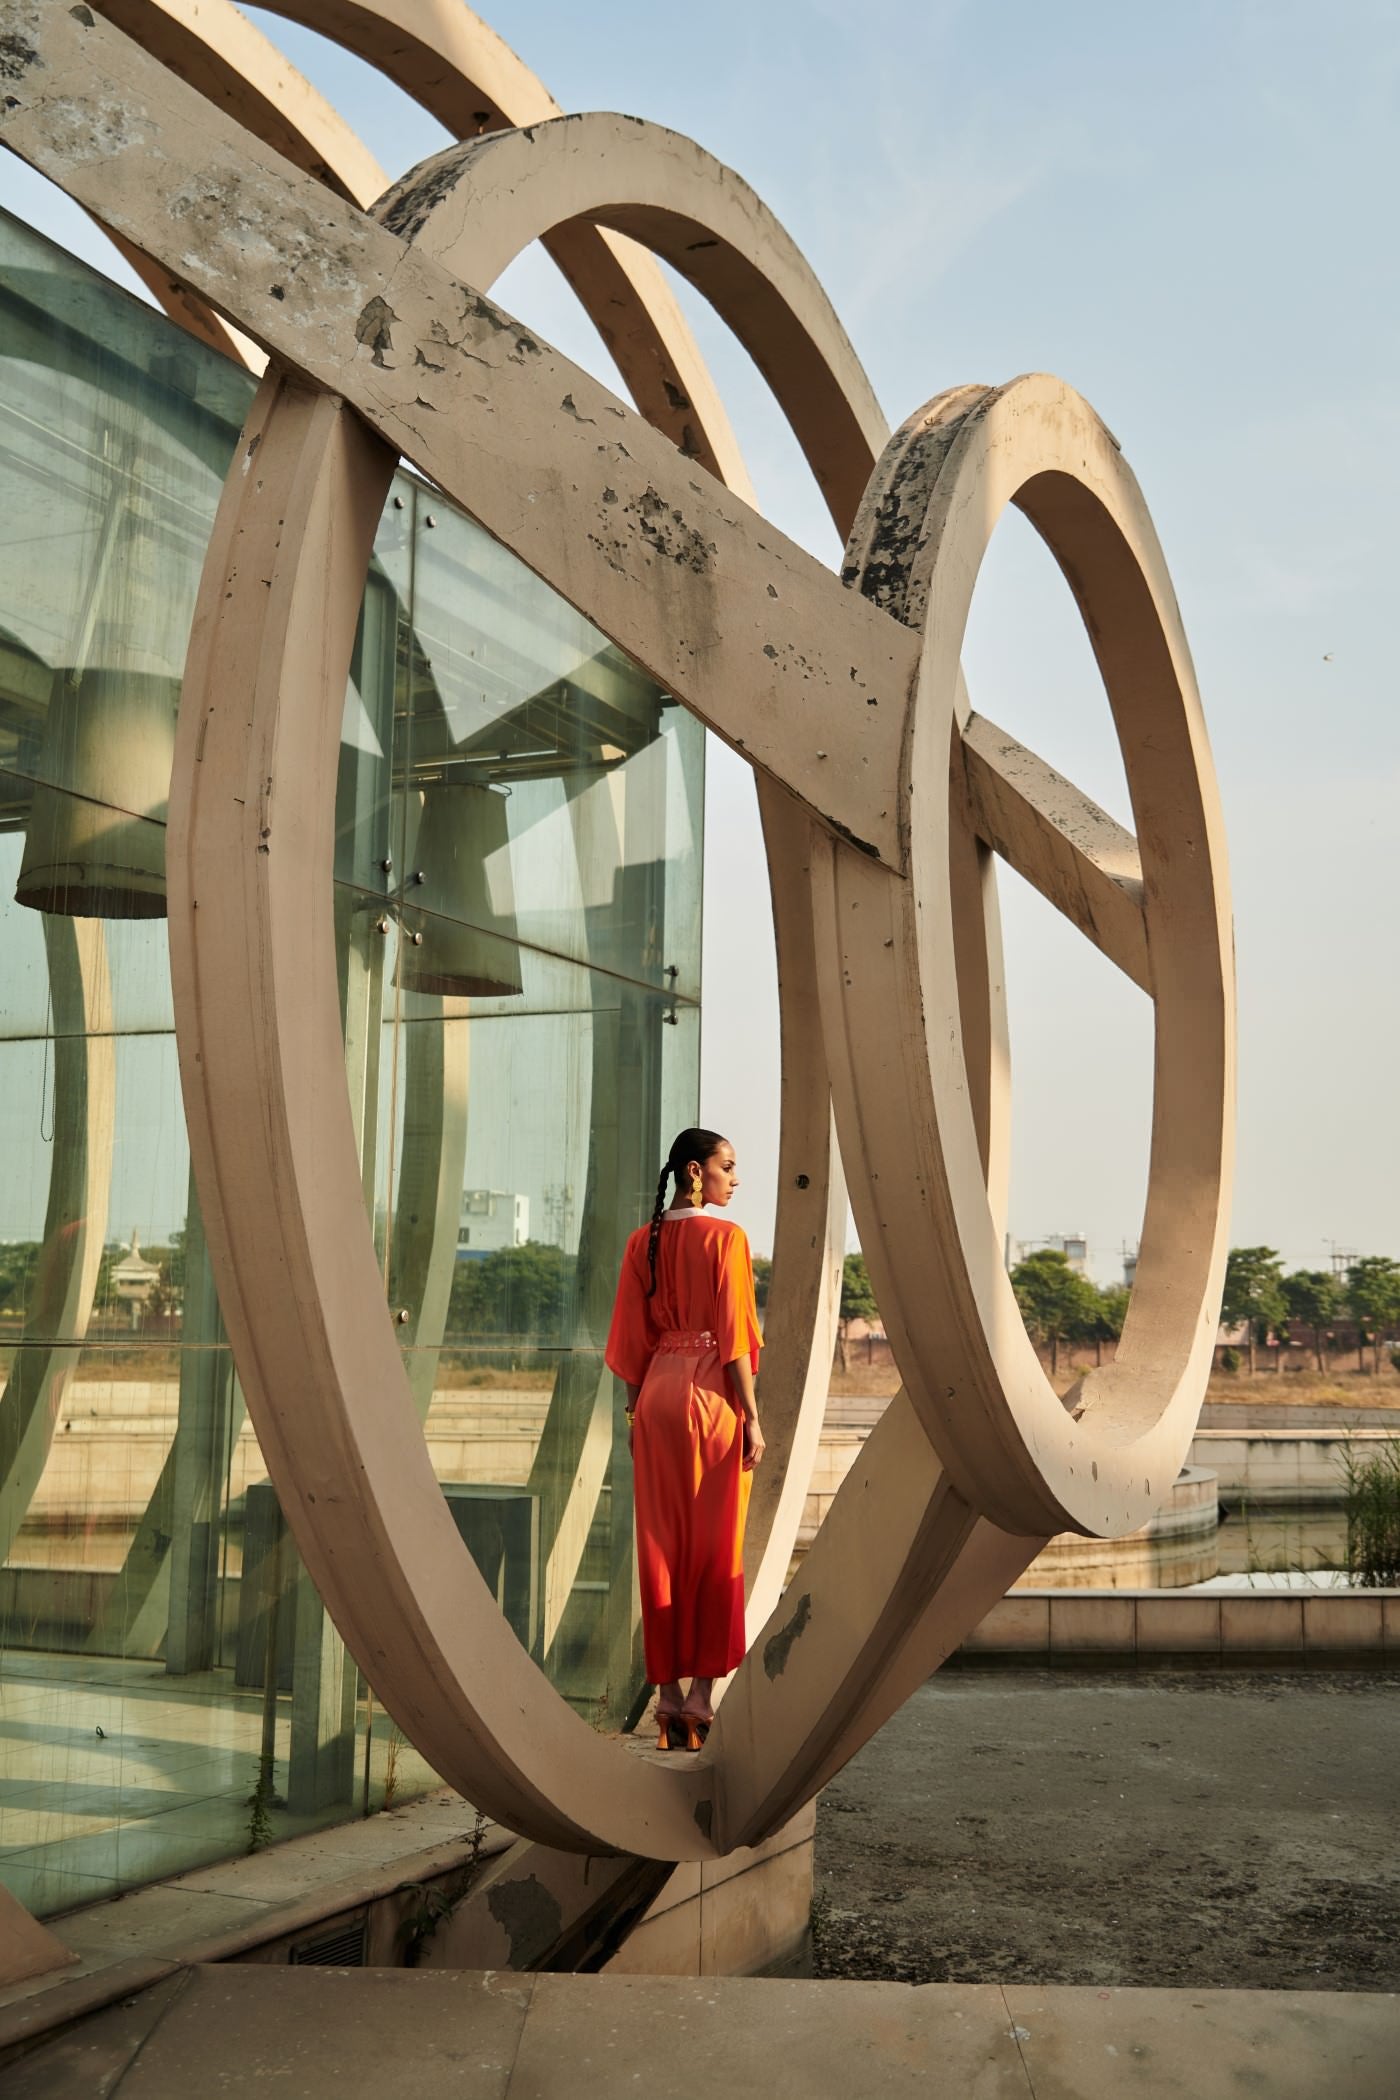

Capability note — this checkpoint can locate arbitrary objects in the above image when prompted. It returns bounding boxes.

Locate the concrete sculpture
[0,0,1232,1966]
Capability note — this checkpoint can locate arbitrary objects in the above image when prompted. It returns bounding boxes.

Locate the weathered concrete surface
[4,1964,1396,2098]
[814,1668,1400,1992]
[0,1,911,867]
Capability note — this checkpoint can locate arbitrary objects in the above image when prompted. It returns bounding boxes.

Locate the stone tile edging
[962,1587,1400,1658]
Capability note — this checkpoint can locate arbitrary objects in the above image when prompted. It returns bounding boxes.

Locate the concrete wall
[223,1803,815,1982]
[1190,1428,1400,1505]
[18,1381,551,1535]
[601,1803,814,1978]
[963,1587,1400,1659]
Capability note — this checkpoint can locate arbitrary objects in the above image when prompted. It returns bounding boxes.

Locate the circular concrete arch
[68,5,851,1628]
[67,2,856,1625]
[167,112,916,1859]
[374,116,886,533]
[818,378,1235,1542]
[250,0,752,491]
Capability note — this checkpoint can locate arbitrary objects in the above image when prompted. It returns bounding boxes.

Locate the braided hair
[646,1127,727,1297]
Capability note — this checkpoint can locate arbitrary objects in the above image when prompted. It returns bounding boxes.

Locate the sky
[3,0,1397,1281]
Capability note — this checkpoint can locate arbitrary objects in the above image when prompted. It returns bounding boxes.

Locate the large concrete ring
[73,8,848,1655]
[155,113,1037,1863]
[817,379,1235,1542]
[163,113,905,1859]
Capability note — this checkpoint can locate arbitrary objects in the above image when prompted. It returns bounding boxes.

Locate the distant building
[457,1189,530,1259]
[110,1229,160,1329]
[1005,1233,1089,1276]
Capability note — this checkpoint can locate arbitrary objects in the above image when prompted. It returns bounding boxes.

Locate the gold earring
[691,1173,703,1204]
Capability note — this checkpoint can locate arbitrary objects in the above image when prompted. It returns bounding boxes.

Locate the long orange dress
[605,1212,763,1683]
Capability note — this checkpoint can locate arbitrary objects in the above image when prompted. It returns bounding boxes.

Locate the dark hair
[646,1127,727,1297]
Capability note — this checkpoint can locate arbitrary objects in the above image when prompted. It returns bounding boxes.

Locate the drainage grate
[289,1914,368,1967]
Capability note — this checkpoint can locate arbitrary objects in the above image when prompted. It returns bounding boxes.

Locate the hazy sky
[5,1,1396,1280]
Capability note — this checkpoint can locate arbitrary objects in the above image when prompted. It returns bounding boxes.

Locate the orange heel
[657,1713,682,1751]
[683,1718,710,1754]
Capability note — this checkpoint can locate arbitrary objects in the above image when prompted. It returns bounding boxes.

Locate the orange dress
[605,1213,763,1683]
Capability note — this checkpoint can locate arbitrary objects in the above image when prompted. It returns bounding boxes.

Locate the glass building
[0,206,702,1919]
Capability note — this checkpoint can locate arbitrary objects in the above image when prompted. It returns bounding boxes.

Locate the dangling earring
[690,1172,703,1208]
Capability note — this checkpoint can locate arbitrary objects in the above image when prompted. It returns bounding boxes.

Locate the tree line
[856,1243,1400,1378]
[1219,1247,1400,1376]
[759,1244,1400,1381]
[4,1230,1392,1380]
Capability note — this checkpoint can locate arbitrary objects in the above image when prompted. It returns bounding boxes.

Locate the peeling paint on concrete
[485,1873,564,1967]
[0,28,41,85]
[764,1591,812,1679]
[355,293,396,367]
[632,485,715,572]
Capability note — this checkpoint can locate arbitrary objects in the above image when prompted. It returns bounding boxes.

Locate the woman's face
[692,1140,739,1207]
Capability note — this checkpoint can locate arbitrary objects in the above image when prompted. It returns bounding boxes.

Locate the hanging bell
[399,782,524,998]
[16,487,181,920]
[15,666,177,917]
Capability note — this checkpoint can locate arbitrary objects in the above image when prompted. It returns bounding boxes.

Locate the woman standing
[605,1128,765,1750]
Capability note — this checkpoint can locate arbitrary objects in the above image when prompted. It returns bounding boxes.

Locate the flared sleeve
[714,1225,763,1374]
[605,1232,657,1386]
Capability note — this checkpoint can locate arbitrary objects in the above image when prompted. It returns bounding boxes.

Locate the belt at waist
[653,1329,717,1354]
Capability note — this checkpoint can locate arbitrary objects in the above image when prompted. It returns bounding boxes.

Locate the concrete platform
[4,1965,1396,2097]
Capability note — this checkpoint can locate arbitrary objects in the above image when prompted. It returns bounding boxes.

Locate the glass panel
[0,201,704,1914]
[383,983,699,1721]
[0,808,179,1041]
[0,217,252,858]
[377,488,704,1003]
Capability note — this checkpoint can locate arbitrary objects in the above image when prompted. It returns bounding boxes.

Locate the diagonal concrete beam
[960,711,1152,994]
[0,0,914,869]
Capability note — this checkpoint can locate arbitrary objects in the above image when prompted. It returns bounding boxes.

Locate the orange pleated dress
[605,1212,763,1684]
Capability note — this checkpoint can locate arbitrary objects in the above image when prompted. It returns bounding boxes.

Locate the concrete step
[6,1963,1398,2098]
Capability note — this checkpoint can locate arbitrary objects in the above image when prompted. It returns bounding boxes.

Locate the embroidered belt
[653,1329,717,1354]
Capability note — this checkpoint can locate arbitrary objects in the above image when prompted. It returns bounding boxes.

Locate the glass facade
[0,209,702,1917]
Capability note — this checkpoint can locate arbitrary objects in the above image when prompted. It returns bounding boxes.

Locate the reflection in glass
[364,486,703,1726]
[0,203,703,1916]
[400,783,524,998]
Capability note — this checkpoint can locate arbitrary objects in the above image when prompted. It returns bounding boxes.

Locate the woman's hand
[743,1415,765,1470]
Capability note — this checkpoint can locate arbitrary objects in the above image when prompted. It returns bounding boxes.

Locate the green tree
[752,1254,772,1314]
[1010,1248,1100,1376]
[161,1228,187,1296]
[1346,1256,1400,1376]
[446,1241,577,1352]
[1281,1269,1344,1375]
[140,1239,186,1334]
[1220,1246,1286,1375]
[0,1241,40,1323]
[837,1252,878,1373]
[1091,1283,1131,1366]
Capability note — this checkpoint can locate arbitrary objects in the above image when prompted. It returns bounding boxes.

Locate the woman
[605,1127,765,1751]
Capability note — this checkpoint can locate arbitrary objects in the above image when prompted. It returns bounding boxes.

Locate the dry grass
[827,1360,1400,1408]
[1203,1367,1400,1408]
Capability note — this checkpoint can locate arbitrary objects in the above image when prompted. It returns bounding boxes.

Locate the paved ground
[7,1965,1400,2099]
[813,1667,1400,1992]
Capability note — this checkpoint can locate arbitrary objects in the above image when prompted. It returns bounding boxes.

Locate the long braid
[644,1127,727,1298]
[645,1163,672,1298]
